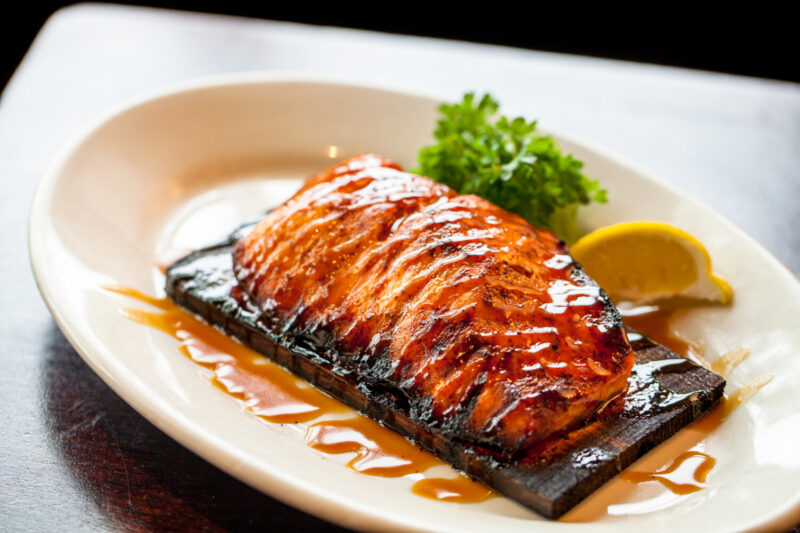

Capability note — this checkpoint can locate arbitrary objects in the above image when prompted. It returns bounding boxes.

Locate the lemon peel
[570,222,733,305]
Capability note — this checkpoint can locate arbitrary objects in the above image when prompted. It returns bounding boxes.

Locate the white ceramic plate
[30,74,800,532]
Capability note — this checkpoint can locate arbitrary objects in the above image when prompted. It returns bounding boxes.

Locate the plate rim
[28,72,800,532]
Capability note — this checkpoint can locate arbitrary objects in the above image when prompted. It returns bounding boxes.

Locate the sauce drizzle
[110,285,769,503]
[710,346,751,378]
[412,476,494,503]
[618,374,772,496]
[106,285,494,504]
[620,451,716,494]
[618,300,772,496]
[621,305,692,357]
[108,286,344,424]
[692,373,773,434]
[305,418,440,477]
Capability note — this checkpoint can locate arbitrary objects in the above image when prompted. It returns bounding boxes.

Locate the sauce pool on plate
[105,284,494,503]
[617,301,771,495]
[106,284,770,503]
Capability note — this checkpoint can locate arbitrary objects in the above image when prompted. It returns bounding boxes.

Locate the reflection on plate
[29,74,800,532]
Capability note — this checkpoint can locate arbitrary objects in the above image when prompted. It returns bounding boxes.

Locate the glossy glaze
[233,154,633,451]
[622,359,702,417]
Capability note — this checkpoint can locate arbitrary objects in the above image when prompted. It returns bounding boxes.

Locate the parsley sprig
[416,93,606,242]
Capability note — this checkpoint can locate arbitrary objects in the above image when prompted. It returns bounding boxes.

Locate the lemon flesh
[570,222,732,305]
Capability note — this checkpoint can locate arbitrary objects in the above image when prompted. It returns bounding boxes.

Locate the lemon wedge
[570,221,733,305]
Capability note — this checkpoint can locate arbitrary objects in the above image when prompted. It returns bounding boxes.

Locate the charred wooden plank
[165,227,725,519]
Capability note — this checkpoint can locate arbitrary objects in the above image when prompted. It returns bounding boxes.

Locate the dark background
[2,2,798,92]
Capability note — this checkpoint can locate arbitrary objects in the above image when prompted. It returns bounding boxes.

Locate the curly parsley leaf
[415,93,606,242]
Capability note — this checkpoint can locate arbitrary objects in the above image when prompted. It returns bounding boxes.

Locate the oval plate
[29,74,800,532]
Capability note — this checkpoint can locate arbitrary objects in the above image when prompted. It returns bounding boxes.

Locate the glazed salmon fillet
[233,154,633,452]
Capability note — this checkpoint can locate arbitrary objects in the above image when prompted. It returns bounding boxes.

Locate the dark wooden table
[2,4,799,531]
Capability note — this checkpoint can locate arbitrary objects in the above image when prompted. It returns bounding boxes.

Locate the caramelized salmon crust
[233,154,634,452]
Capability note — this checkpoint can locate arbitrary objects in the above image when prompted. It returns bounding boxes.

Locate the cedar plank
[165,242,725,519]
